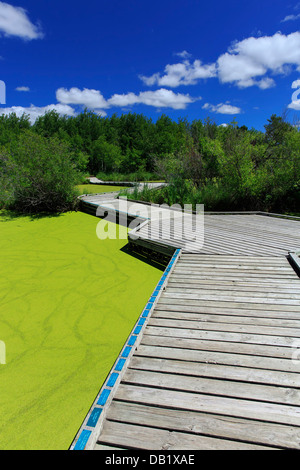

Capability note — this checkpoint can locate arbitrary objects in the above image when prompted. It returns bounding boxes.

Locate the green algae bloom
[0,210,162,449]
[76,184,126,195]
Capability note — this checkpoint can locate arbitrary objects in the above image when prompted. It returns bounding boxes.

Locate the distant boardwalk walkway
[71,191,300,450]
[80,192,300,255]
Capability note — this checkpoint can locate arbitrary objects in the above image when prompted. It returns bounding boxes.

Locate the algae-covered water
[0,210,162,450]
[76,184,125,194]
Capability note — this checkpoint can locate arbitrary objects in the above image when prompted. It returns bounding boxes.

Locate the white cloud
[202,102,242,114]
[15,86,30,92]
[0,104,76,123]
[108,88,195,109]
[108,92,138,107]
[56,87,109,110]
[140,32,300,91]
[256,77,276,89]
[289,101,300,110]
[236,77,276,89]
[139,59,217,87]
[281,13,300,22]
[174,50,192,59]
[217,32,300,88]
[0,1,43,40]
[56,87,195,111]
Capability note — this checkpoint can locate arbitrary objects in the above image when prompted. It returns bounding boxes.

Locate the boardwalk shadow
[120,244,166,271]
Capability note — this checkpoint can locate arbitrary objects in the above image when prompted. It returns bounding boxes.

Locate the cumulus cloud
[0,1,43,40]
[235,77,276,90]
[0,103,76,123]
[56,87,109,110]
[140,32,300,91]
[15,86,30,92]
[202,102,242,114]
[108,89,195,109]
[56,87,196,111]
[217,32,300,88]
[256,77,276,89]
[139,59,217,87]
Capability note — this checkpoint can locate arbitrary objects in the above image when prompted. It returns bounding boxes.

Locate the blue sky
[0,0,300,130]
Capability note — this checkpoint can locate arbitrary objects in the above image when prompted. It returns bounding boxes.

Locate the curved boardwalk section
[72,193,300,450]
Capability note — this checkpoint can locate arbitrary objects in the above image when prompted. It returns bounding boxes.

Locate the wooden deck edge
[80,200,178,257]
[257,212,300,221]
[288,252,300,277]
[128,233,178,258]
[69,248,182,451]
[117,197,300,221]
[79,200,149,227]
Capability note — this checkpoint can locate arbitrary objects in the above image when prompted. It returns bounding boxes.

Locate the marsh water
[0,210,162,449]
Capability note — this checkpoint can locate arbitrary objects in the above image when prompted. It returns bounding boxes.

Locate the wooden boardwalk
[80,194,300,255]
[71,193,300,450]
[91,254,300,450]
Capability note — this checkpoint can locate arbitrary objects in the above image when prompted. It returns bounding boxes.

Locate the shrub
[0,131,81,214]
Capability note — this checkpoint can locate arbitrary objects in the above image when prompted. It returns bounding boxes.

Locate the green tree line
[0,109,299,213]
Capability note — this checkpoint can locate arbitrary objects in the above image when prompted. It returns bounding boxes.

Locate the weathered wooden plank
[123,369,300,406]
[177,263,293,270]
[141,334,298,361]
[181,255,293,260]
[106,401,300,449]
[180,255,290,260]
[114,384,300,426]
[169,276,300,287]
[168,280,300,293]
[158,297,300,312]
[173,268,298,277]
[135,344,300,373]
[148,317,300,337]
[165,287,300,300]
[152,310,300,328]
[178,258,292,264]
[129,355,300,387]
[168,272,298,280]
[154,303,300,319]
[161,293,300,305]
[144,325,297,347]
[97,420,274,450]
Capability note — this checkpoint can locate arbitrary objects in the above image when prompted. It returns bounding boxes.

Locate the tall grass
[121,178,300,213]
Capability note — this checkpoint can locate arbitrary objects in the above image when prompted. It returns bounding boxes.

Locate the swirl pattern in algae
[0,210,162,449]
